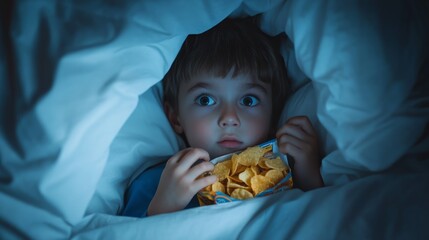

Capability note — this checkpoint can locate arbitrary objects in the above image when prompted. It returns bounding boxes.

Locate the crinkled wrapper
[197,139,293,206]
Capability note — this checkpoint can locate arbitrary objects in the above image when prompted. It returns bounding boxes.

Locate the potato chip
[227,185,252,195]
[226,176,246,188]
[237,146,267,166]
[250,165,260,175]
[235,164,247,175]
[226,187,233,196]
[273,176,293,191]
[258,157,270,169]
[238,167,255,186]
[265,169,284,184]
[230,153,239,175]
[212,181,225,193]
[230,188,253,200]
[199,141,292,205]
[213,159,232,181]
[202,184,212,192]
[250,175,274,195]
[259,170,268,177]
[264,157,287,170]
[226,176,248,195]
[227,175,241,183]
[227,182,248,189]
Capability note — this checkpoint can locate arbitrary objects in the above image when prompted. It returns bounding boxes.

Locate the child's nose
[218,106,240,127]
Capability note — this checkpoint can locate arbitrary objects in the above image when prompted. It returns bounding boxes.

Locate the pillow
[277,80,336,154]
[85,82,185,215]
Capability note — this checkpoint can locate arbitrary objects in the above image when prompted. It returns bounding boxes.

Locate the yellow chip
[238,167,255,186]
[259,170,268,177]
[264,157,287,170]
[230,188,254,200]
[227,185,252,195]
[237,146,266,166]
[250,175,274,195]
[202,184,212,192]
[213,159,232,181]
[235,164,247,175]
[258,157,270,169]
[227,181,248,189]
[273,176,293,191]
[265,169,284,184]
[204,142,289,202]
[250,165,260,175]
[226,176,246,188]
[226,176,247,195]
[231,154,239,175]
[227,175,241,183]
[212,181,225,193]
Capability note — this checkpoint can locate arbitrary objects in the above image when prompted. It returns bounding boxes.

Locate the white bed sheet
[73,171,429,239]
[1,0,428,239]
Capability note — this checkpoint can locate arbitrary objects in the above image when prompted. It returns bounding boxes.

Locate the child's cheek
[246,115,271,142]
[185,118,213,148]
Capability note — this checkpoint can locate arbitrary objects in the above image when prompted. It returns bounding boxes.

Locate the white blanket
[1,0,428,239]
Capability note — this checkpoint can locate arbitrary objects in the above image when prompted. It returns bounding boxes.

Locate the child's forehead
[186,70,268,86]
[180,70,272,94]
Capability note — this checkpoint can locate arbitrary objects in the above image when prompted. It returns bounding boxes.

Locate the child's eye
[195,95,216,106]
[240,95,260,107]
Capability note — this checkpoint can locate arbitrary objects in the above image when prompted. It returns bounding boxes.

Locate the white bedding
[1,0,428,239]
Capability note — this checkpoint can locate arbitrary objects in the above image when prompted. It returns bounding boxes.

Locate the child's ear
[164,102,184,134]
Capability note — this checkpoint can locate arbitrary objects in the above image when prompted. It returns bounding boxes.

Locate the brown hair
[163,17,290,132]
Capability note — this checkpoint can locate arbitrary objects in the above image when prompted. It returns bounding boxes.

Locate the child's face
[171,71,273,158]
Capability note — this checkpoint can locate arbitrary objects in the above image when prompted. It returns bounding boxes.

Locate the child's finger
[192,175,218,193]
[276,124,310,142]
[277,134,304,150]
[177,148,210,172]
[277,140,302,160]
[187,160,215,180]
[286,116,316,136]
[166,148,193,165]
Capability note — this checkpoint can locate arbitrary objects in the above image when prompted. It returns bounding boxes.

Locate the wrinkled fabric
[1,0,428,239]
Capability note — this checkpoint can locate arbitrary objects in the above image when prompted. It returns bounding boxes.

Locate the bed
[1,0,429,239]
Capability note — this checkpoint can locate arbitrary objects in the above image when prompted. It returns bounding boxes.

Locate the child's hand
[147,148,217,216]
[276,116,324,190]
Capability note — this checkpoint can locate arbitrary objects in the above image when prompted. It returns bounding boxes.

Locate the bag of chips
[197,139,293,205]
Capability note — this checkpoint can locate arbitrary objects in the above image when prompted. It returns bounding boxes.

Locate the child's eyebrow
[186,82,211,93]
[244,83,269,94]
[186,82,269,94]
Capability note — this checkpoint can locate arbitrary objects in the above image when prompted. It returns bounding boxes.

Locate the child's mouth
[218,140,242,148]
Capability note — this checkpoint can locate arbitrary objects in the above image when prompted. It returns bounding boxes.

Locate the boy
[122,18,323,217]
